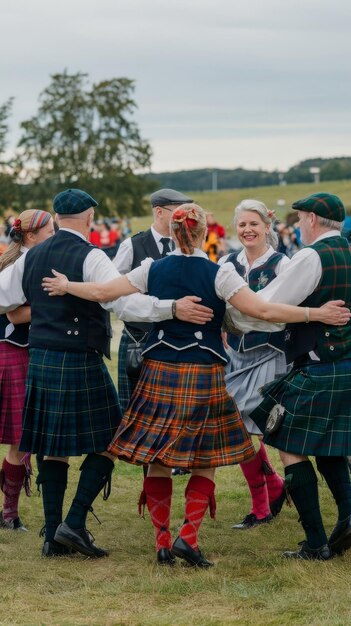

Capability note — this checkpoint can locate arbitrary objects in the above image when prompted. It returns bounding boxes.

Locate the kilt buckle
[265,403,285,434]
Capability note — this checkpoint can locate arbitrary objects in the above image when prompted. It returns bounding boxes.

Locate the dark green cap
[292,192,345,222]
[53,188,98,215]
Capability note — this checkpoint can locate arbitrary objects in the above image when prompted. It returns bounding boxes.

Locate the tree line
[1,71,351,218]
[146,157,351,192]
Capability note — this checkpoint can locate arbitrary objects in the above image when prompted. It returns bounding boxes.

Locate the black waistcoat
[22,230,112,358]
[125,229,164,335]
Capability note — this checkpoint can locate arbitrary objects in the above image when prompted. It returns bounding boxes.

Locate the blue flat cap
[292,192,345,222]
[150,188,193,208]
[53,188,98,215]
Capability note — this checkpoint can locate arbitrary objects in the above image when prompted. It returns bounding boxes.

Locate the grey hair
[233,199,279,250]
[316,215,343,231]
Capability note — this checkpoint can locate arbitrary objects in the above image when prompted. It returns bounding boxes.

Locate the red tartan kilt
[108,359,255,469]
[0,342,29,445]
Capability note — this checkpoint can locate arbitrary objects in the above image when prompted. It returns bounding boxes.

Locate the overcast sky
[2,0,351,172]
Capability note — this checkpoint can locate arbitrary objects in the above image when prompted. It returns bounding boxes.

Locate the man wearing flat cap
[113,188,194,413]
[0,188,213,559]
[230,192,351,561]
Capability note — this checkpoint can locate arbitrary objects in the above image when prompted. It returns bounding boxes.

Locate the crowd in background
[1,207,350,263]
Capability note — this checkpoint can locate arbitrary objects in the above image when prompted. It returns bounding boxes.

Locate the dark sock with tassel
[285,461,327,549]
[65,454,114,530]
[316,456,351,521]
[37,460,69,542]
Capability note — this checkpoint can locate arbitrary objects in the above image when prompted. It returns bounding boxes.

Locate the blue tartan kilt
[20,348,122,457]
[250,359,351,456]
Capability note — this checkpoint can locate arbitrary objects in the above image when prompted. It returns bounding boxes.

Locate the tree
[0,98,19,217]
[17,71,153,215]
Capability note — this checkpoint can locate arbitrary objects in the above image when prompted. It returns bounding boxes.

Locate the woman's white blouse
[126,248,248,301]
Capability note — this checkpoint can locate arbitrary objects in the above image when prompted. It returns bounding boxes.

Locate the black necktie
[160,237,172,257]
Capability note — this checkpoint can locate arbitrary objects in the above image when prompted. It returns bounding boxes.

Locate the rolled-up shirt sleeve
[226,247,322,332]
[215,262,247,300]
[84,250,173,321]
[0,254,27,313]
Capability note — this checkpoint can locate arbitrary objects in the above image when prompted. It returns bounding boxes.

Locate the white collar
[172,247,208,258]
[59,227,87,241]
[310,230,341,245]
[237,245,276,270]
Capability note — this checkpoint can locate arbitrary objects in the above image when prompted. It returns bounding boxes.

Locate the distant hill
[146,157,351,192]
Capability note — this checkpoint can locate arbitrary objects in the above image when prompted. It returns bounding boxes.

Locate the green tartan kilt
[250,359,351,456]
[20,348,121,457]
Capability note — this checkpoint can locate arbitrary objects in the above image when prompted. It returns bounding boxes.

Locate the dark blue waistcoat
[144,255,227,364]
[0,313,29,347]
[226,251,286,353]
[22,230,112,358]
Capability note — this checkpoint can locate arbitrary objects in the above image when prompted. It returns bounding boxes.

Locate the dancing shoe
[172,536,214,568]
[42,540,75,557]
[231,512,273,530]
[157,548,176,566]
[54,521,108,558]
[328,515,351,555]
[0,510,27,531]
[283,541,333,561]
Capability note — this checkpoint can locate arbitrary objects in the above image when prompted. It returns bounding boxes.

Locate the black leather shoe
[42,540,74,557]
[172,536,214,568]
[231,512,273,530]
[0,511,27,532]
[329,515,351,555]
[54,522,108,558]
[270,490,287,518]
[157,548,176,566]
[283,541,333,561]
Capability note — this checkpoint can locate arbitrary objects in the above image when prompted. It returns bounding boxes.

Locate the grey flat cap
[150,188,193,207]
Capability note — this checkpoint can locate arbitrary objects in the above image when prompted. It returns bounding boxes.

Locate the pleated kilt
[250,359,351,456]
[225,345,287,436]
[0,342,29,445]
[108,359,255,469]
[117,330,134,414]
[20,348,122,457]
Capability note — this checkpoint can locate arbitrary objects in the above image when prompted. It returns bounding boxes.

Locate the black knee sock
[316,456,351,521]
[285,460,327,549]
[37,460,69,542]
[65,454,114,530]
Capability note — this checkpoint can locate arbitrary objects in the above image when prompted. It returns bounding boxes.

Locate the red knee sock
[0,459,27,522]
[240,453,271,519]
[258,442,284,503]
[179,475,216,550]
[143,477,172,551]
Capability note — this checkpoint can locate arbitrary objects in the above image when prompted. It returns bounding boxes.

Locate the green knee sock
[285,460,327,549]
[37,460,69,542]
[316,456,351,521]
[65,454,114,530]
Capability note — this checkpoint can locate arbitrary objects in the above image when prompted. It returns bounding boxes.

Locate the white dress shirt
[228,231,341,332]
[113,226,174,274]
[0,228,173,323]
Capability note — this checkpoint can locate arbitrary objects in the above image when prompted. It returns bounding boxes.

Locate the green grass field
[1,179,351,625]
[130,179,351,236]
[1,352,350,626]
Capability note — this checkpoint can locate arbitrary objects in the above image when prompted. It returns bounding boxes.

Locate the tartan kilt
[117,330,134,414]
[108,359,255,469]
[20,348,122,457]
[0,342,29,445]
[251,359,351,456]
